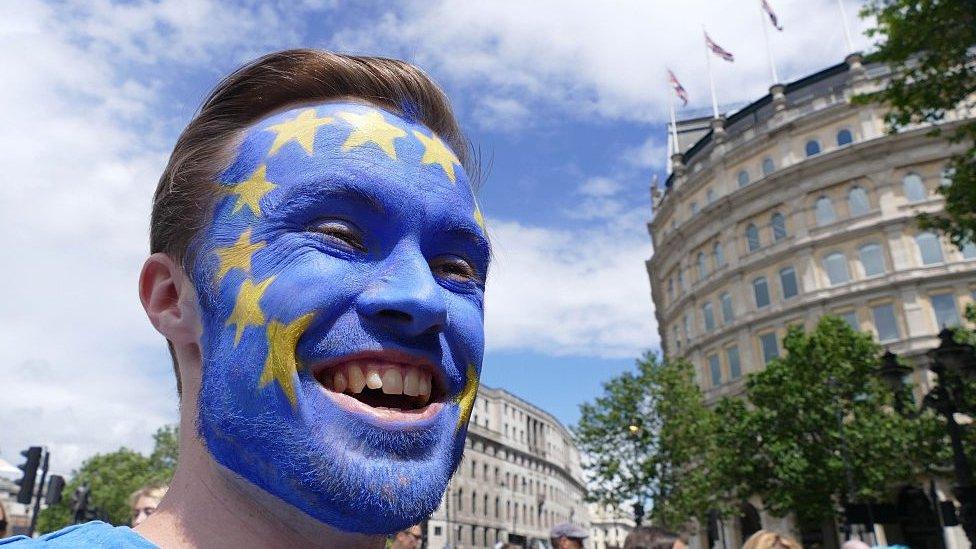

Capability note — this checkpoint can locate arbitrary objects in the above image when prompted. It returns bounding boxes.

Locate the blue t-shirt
[0,522,157,548]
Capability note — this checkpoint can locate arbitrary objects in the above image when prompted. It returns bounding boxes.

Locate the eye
[311,219,366,252]
[431,255,482,285]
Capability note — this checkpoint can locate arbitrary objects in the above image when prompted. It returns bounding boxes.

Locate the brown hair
[742,530,803,549]
[151,49,475,394]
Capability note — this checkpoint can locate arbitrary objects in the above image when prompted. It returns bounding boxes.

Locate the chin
[197,362,468,534]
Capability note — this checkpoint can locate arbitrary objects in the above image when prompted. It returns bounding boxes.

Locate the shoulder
[0,522,158,548]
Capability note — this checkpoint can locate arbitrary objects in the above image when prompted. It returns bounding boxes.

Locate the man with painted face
[2,50,488,548]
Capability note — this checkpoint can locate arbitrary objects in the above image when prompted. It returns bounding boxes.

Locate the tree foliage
[576,318,944,531]
[727,317,943,525]
[860,0,976,250]
[575,353,719,530]
[36,425,178,533]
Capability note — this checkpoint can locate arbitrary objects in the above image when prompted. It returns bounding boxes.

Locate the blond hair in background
[129,483,169,527]
[742,530,803,549]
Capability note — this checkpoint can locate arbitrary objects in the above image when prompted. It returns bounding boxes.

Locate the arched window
[823,252,850,285]
[746,223,761,252]
[667,278,674,301]
[762,157,775,176]
[753,277,770,308]
[771,212,787,241]
[457,488,464,512]
[697,252,708,280]
[848,186,870,216]
[915,232,944,265]
[713,241,725,268]
[805,139,821,157]
[720,292,734,323]
[859,243,886,277]
[815,196,836,226]
[903,172,927,202]
[836,129,853,146]
[737,169,750,188]
[472,491,478,513]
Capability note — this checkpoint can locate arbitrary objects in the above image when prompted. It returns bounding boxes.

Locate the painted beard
[189,101,487,534]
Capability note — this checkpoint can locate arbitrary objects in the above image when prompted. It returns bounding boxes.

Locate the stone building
[588,503,634,549]
[425,385,589,548]
[646,54,975,549]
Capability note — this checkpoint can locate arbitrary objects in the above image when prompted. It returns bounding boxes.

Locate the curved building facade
[424,385,589,549]
[646,54,975,548]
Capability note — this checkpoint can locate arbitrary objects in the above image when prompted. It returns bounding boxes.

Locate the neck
[135,358,384,548]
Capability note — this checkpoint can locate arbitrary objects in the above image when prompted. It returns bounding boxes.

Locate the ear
[139,253,200,345]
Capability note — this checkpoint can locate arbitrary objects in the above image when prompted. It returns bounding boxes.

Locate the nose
[356,251,448,338]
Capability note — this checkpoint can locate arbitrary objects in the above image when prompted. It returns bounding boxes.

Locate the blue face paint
[190,101,488,534]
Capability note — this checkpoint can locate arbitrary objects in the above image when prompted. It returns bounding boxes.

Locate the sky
[0,0,872,474]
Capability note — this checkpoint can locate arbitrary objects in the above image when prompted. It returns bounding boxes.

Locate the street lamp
[628,418,645,527]
[876,329,976,544]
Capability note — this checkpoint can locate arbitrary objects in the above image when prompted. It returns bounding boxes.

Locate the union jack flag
[762,0,784,31]
[704,31,734,62]
[667,69,689,106]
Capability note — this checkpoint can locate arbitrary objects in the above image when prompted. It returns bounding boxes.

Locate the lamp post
[876,329,976,544]
[628,419,646,527]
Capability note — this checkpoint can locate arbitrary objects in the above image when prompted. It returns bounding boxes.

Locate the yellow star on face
[258,312,315,408]
[214,229,265,283]
[473,203,486,232]
[338,110,407,159]
[225,276,275,346]
[266,109,335,156]
[455,363,480,432]
[231,165,277,217]
[412,130,461,183]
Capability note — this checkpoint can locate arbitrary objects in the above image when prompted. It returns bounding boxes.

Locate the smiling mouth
[313,354,448,421]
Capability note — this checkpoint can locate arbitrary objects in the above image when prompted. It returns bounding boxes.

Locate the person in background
[549,522,589,549]
[742,529,803,549]
[623,526,687,549]
[129,483,168,527]
[388,524,422,549]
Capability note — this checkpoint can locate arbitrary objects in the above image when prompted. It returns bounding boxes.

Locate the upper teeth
[325,361,433,401]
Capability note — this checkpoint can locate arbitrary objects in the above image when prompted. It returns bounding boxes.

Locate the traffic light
[46,474,66,505]
[15,446,42,504]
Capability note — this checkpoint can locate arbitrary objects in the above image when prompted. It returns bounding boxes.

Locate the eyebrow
[445,224,493,263]
[277,179,387,216]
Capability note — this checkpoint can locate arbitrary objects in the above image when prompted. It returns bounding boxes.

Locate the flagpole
[759,1,780,84]
[703,27,720,119]
[836,0,854,53]
[668,85,680,154]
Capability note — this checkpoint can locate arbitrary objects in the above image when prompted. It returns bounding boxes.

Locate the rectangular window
[727,346,742,379]
[706,188,715,204]
[779,266,799,299]
[840,310,859,331]
[708,354,722,387]
[434,527,442,536]
[683,315,690,342]
[753,277,771,308]
[872,304,900,342]
[931,293,960,328]
[721,293,734,323]
[703,302,716,332]
[759,333,779,363]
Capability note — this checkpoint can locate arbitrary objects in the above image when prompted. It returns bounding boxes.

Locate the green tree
[859,0,976,250]
[36,425,178,533]
[575,353,722,530]
[732,317,943,525]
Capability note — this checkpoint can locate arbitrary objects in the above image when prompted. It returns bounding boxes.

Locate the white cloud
[330,0,873,126]
[622,137,669,170]
[485,218,656,359]
[0,0,307,473]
